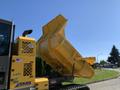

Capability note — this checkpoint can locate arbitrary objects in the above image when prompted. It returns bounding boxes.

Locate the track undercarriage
[50,84,90,90]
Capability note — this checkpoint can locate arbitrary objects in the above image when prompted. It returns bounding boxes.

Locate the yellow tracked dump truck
[0,15,95,90]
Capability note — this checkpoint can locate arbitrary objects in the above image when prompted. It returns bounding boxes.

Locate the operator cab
[0,19,13,90]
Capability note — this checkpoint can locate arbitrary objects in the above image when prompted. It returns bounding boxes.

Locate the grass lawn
[65,69,120,84]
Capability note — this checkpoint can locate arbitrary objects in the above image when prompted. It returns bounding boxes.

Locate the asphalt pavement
[88,68,120,90]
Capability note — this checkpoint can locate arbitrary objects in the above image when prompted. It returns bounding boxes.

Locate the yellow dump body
[37,15,94,78]
[84,57,96,65]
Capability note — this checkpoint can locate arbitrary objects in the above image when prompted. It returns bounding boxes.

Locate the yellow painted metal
[17,36,36,56]
[10,36,36,89]
[10,56,35,89]
[84,57,96,65]
[18,36,35,41]
[37,15,94,78]
[35,78,49,90]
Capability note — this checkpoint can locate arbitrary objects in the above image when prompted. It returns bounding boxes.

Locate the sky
[0,0,120,62]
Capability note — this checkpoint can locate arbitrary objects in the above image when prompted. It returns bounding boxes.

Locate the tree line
[107,45,120,67]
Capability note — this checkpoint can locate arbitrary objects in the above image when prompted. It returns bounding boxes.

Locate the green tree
[100,60,107,65]
[107,45,120,67]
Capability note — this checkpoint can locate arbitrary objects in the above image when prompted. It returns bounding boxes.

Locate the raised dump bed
[37,15,94,78]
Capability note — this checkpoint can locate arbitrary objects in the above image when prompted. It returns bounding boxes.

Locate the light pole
[97,53,102,63]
